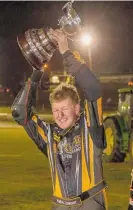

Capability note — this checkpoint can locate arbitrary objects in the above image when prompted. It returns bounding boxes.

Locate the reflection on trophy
[17,1,82,70]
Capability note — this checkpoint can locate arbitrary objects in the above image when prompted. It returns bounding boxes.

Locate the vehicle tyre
[103,118,126,162]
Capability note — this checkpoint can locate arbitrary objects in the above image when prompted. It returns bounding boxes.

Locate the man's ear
[75,104,80,116]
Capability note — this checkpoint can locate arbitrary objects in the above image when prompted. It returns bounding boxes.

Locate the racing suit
[12,50,108,210]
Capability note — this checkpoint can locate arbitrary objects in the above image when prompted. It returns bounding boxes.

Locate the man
[128,169,133,210]
[11,29,107,210]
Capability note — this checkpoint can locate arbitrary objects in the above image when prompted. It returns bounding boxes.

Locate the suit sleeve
[63,50,106,149]
[11,70,49,156]
[24,115,48,156]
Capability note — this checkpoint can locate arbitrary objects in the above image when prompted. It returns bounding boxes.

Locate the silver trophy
[17,1,81,70]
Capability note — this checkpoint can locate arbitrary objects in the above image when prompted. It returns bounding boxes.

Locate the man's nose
[58,111,64,119]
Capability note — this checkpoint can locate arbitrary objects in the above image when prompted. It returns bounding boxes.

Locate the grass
[0,128,52,210]
[0,106,52,115]
[0,127,132,210]
[0,106,11,113]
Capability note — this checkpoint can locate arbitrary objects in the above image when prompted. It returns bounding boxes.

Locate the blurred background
[0,1,133,112]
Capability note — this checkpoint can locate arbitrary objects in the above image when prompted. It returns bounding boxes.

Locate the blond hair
[49,83,80,105]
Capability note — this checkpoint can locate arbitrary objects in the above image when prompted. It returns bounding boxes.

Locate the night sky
[0,1,133,92]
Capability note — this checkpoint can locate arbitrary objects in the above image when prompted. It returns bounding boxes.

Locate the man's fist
[51,29,69,54]
[30,69,43,83]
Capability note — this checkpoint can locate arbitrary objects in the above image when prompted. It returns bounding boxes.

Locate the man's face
[52,97,80,129]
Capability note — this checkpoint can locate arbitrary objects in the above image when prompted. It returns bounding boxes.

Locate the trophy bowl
[17,27,57,70]
[17,1,81,70]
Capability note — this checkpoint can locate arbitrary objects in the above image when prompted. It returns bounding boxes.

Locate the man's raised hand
[52,29,69,54]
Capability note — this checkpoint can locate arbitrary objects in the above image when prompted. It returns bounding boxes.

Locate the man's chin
[59,125,68,129]
[57,122,70,130]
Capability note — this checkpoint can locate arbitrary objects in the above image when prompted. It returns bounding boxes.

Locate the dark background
[0,1,133,105]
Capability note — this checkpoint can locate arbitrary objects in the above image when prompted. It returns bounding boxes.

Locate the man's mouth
[59,119,67,123]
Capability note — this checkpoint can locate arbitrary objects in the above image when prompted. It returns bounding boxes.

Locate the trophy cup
[17,1,82,70]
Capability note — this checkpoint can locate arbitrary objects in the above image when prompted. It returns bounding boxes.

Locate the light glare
[51,76,59,84]
[81,33,93,46]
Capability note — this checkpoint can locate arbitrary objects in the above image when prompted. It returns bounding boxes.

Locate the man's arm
[53,29,106,149]
[63,51,106,149]
[63,50,101,101]
[11,70,49,155]
[52,29,101,101]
